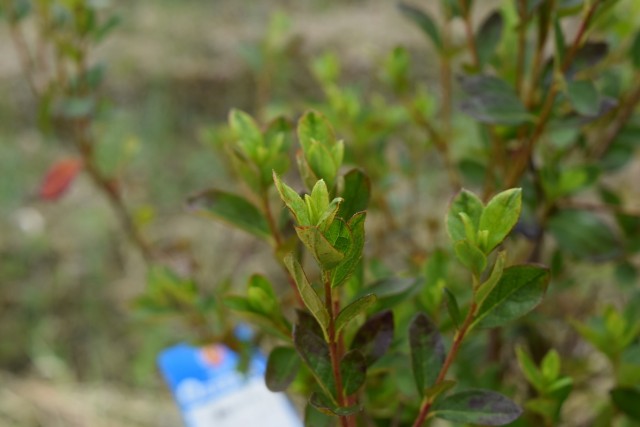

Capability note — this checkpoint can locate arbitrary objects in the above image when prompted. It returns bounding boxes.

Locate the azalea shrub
[3,0,640,426]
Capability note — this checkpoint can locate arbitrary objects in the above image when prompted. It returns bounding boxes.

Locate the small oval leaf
[433,389,523,425]
[266,346,301,392]
[409,312,445,395]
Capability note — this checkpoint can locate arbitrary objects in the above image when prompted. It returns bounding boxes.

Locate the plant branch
[515,0,528,96]
[412,301,478,427]
[591,72,640,158]
[506,0,602,188]
[324,273,353,427]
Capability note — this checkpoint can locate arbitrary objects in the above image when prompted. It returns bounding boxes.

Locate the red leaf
[39,158,83,201]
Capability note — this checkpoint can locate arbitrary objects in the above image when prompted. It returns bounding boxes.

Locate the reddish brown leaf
[39,158,83,201]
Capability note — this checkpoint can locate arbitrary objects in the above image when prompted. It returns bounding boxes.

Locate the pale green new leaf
[479,188,522,253]
[229,109,263,159]
[295,226,344,271]
[284,254,330,338]
[447,189,484,243]
[274,172,311,225]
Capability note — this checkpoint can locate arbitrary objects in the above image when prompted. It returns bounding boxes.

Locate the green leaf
[273,172,311,225]
[332,212,366,287]
[398,3,443,52]
[186,189,270,239]
[298,110,336,154]
[454,240,487,275]
[476,251,506,306]
[266,346,301,392]
[476,11,503,68]
[229,109,263,159]
[309,392,361,416]
[610,387,640,420]
[335,294,377,334]
[247,274,279,315]
[409,313,445,395]
[340,350,367,395]
[294,312,337,400]
[478,188,522,253]
[283,254,330,338]
[567,80,600,116]
[541,349,561,382]
[362,277,421,310]
[547,210,621,260]
[473,265,550,328]
[304,403,334,427]
[223,296,291,341]
[307,140,340,189]
[432,389,523,425]
[350,310,394,366]
[338,169,370,220]
[424,379,457,400]
[516,346,546,392]
[295,226,345,270]
[443,287,462,329]
[307,179,330,223]
[460,75,533,125]
[447,189,484,243]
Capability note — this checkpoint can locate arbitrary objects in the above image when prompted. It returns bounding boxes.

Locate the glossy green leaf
[476,11,503,68]
[187,189,270,239]
[447,189,484,243]
[338,169,370,220]
[479,188,522,253]
[266,346,301,392]
[567,80,600,116]
[332,212,366,287]
[295,226,344,270]
[610,387,640,420]
[432,389,523,425]
[284,254,330,338]
[548,210,621,260]
[473,265,550,328]
[340,350,367,396]
[460,75,533,125]
[273,172,311,225]
[409,313,445,395]
[350,310,394,366]
[294,313,337,400]
[398,3,443,51]
[335,294,377,334]
[454,239,487,275]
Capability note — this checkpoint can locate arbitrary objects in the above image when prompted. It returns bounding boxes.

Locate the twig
[506,0,602,188]
[412,302,479,427]
[591,73,640,158]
